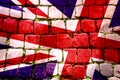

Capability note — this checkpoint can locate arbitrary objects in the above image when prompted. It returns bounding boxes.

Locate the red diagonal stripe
[18,0,49,18]
[22,52,54,63]
[0,52,54,68]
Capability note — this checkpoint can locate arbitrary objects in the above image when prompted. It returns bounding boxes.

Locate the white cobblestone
[10,6,22,18]
[76,0,83,5]
[66,20,78,31]
[37,6,48,18]
[108,77,120,80]
[10,39,24,48]
[99,19,112,33]
[86,64,99,78]
[40,0,51,5]
[23,7,36,20]
[105,6,116,19]
[0,49,6,61]
[109,0,118,5]
[49,6,63,18]
[76,6,83,17]
[0,36,7,45]
[7,49,23,59]
[25,42,39,49]
[50,49,63,62]
[52,20,65,29]
[100,63,113,76]
[114,65,120,77]
[29,0,39,5]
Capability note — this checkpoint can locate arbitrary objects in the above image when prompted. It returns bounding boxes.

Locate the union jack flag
[0,0,119,79]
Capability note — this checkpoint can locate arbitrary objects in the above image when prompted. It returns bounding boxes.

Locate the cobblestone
[0,0,120,80]
[100,63,113,76]
[114,65,120,77]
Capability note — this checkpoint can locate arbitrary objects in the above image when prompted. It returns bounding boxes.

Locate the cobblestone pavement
[0,0,120,80]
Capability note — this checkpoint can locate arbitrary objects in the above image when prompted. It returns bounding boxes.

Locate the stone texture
[34,65,46,79]
[40,0,51,5]
[10,34,24,47]
[78,49,91,64]
[114,65,120,77]
[2,18,18,33]
[57,34,73,48]
[0,33,7,45]
[51,20,65,33]
[49,6,62,18]
[91,49,104,62]
[75,6,83,17]
[22,7,36,19]
[0,49,6,64]
[41,35,57,48]
[50,49,62,62]
[86,64,99,78]
[64,49,77,64]
[61,64,72,76]
[66,20,79,31]
[19,20,33,34]
[81,19,96,32]
[73,33,89,47]
[108,77,120,80]
[100,63,113,76]
[18,64,32,77]
[10,6,22,18]
[34,21,49,34]
[6,49,23,64]
[104,49,119,63]
[72,65,85,79]
[46,62,57,76]
[0,0,119,80]
[90,33,105,48]
[95,0,107,5]
[25,35,40,49]
[80,6,89,17]
[89,6,104,19]
[105,6,116,18]
[22,50,35,63]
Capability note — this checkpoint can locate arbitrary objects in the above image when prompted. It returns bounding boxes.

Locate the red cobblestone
[80,7,89,18]
[25,35,40,44]
[51,27,66,34]
[0,18,3,30]
[75,20,81,32]
[104,49,119,63]
[2,18,18,33]
[18,0,26,5]
[57,34,73,48]
[92,49,103,61]
[89,6,104,19]
[0,32,7,37]
[95,0,107,5]
[90,33,105,48]
[10,34,24,41]
[84,0,95,6]
[78,49,91,64]
[19,20,33,34]
[34,22,49,34]
[106,38,120,48]
[73,33,89,47]
[0,0,118,79]
[72,65,85,79]
[61,64,72,76]
[81,19,96,32]
[64,49,77,64]
[96,20,102,31]
[41,35,57,48]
